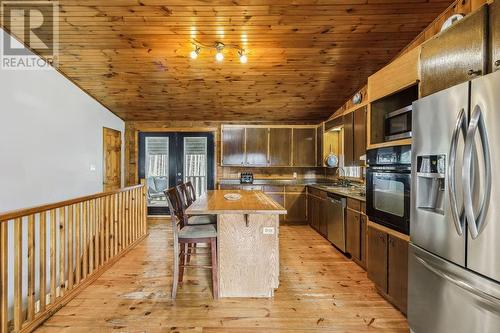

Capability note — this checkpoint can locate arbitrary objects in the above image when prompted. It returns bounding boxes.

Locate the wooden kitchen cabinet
[292,128,316,166]
[343,107,366,167]
[317,198,327,237]
[420,6,487,97]
[245,127,268,166]
[316,124,323,167]
[346,209,361,261]
[367,225,388,293]
[367,222,409,314]
[269,128,292,166]
[353,106,367,164]
[222,126,245,165]
[360,214,367,268]
[491,0,500,72]
[285,193,307,223]
[388,235,408,314]
[368,46,420,102]
[343,112,354,166]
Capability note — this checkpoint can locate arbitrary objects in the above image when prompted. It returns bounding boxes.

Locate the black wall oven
[366,145,411,234]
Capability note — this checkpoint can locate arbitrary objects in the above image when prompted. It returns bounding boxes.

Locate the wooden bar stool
[165,187,219,299]
[177,183,216,226]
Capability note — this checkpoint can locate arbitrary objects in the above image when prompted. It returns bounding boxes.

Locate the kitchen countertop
[186,190,287,215]
[218,179,366,202]
[307,184,366,202]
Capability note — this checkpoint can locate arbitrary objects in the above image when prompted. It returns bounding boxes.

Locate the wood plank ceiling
[7,0,454,121]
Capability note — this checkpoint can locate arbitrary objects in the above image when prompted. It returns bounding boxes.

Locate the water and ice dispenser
[416,155,446,214]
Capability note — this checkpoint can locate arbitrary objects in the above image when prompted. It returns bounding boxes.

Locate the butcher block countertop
[186,190,287,215]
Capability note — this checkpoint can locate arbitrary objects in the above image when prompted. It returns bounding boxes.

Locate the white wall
[0,28,125,321]
[0,29,124,213]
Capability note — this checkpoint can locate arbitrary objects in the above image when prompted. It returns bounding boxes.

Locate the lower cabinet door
[285,193,307,223]
[367,226,388,293]
[346,209,361,260]
[318,198,327,237]
[388,235,409,314]
[360,215,367,268]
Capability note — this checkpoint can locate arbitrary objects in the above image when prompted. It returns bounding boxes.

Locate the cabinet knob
[467,69,482,77]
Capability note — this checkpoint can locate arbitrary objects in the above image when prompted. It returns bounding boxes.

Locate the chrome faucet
[335,167,351,187]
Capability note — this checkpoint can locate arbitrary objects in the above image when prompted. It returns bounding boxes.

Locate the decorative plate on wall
[441,14,464,32]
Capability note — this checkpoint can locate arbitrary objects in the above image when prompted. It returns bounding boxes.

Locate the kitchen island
[186,190,287,298]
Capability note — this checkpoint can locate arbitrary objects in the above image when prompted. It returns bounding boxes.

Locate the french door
[138,132,215,215]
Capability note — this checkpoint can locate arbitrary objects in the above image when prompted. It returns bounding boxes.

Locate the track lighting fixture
[239,49,248,64]
[190,45,200,60]
[188,40,248,63]
[215,42,224,62]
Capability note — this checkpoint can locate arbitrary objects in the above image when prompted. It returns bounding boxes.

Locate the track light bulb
[190,50,198,59]
[239,53,248,64]
[215,51,224,62]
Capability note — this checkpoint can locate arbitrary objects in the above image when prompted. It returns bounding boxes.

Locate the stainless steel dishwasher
[326,193,346,252]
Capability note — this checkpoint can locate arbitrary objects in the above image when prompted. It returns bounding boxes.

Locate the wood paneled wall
[125,121,325,187]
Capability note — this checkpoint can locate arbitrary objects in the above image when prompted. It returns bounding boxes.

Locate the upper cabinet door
[221,126,245,166]
[245,127,269,166]
[491,1,500,72]
[292,128,316,166]
[269,128,292,166]
[420,6,487,97]
[353,106,367,165]
[316,124,324,167]
[343,112,354,167]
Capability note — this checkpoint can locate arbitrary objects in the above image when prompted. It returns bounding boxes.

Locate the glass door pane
[184,137,207,198]
[145,136,169,207]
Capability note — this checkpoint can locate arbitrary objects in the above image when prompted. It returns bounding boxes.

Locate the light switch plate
[263,227,275,235]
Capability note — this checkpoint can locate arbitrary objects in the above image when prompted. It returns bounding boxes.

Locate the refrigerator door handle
[448,108,467,235]
[463,105,492,239]
[415,255,500,311]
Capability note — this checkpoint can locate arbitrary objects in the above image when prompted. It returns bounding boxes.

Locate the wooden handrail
[0,184,148,333]
[0,185,143,222]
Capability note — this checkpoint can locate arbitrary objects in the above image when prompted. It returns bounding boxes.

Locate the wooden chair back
[165,187,187,228]
[176,183,189,209]
[185,181,197,204]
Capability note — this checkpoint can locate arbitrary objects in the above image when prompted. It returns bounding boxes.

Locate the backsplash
[218,166,326,181]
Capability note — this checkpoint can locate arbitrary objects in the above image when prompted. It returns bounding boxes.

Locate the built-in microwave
[385,105,412,141]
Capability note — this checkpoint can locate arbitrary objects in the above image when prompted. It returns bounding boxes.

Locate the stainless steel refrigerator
[409,69,500,332]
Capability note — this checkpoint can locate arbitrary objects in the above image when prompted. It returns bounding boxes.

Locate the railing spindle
[113,194,118,256]
[59,207,66,296]
[125,191,130,247]
[83,202,88,279]
[0,221,8,333]
[50,209,56,305]
[13,218,23,331]
[39,212,47,313]
[75,203,81,285]
[27,215,35,320]
[67,205,74,290]
[100,197,105,265]
[89,200,95,274]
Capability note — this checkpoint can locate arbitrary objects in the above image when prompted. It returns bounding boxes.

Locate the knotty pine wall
[124,121,326,186]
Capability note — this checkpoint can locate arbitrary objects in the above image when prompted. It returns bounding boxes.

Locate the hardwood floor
[37,217,408,333]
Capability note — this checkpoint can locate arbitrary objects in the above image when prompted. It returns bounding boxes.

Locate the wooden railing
[0,185,147,333]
